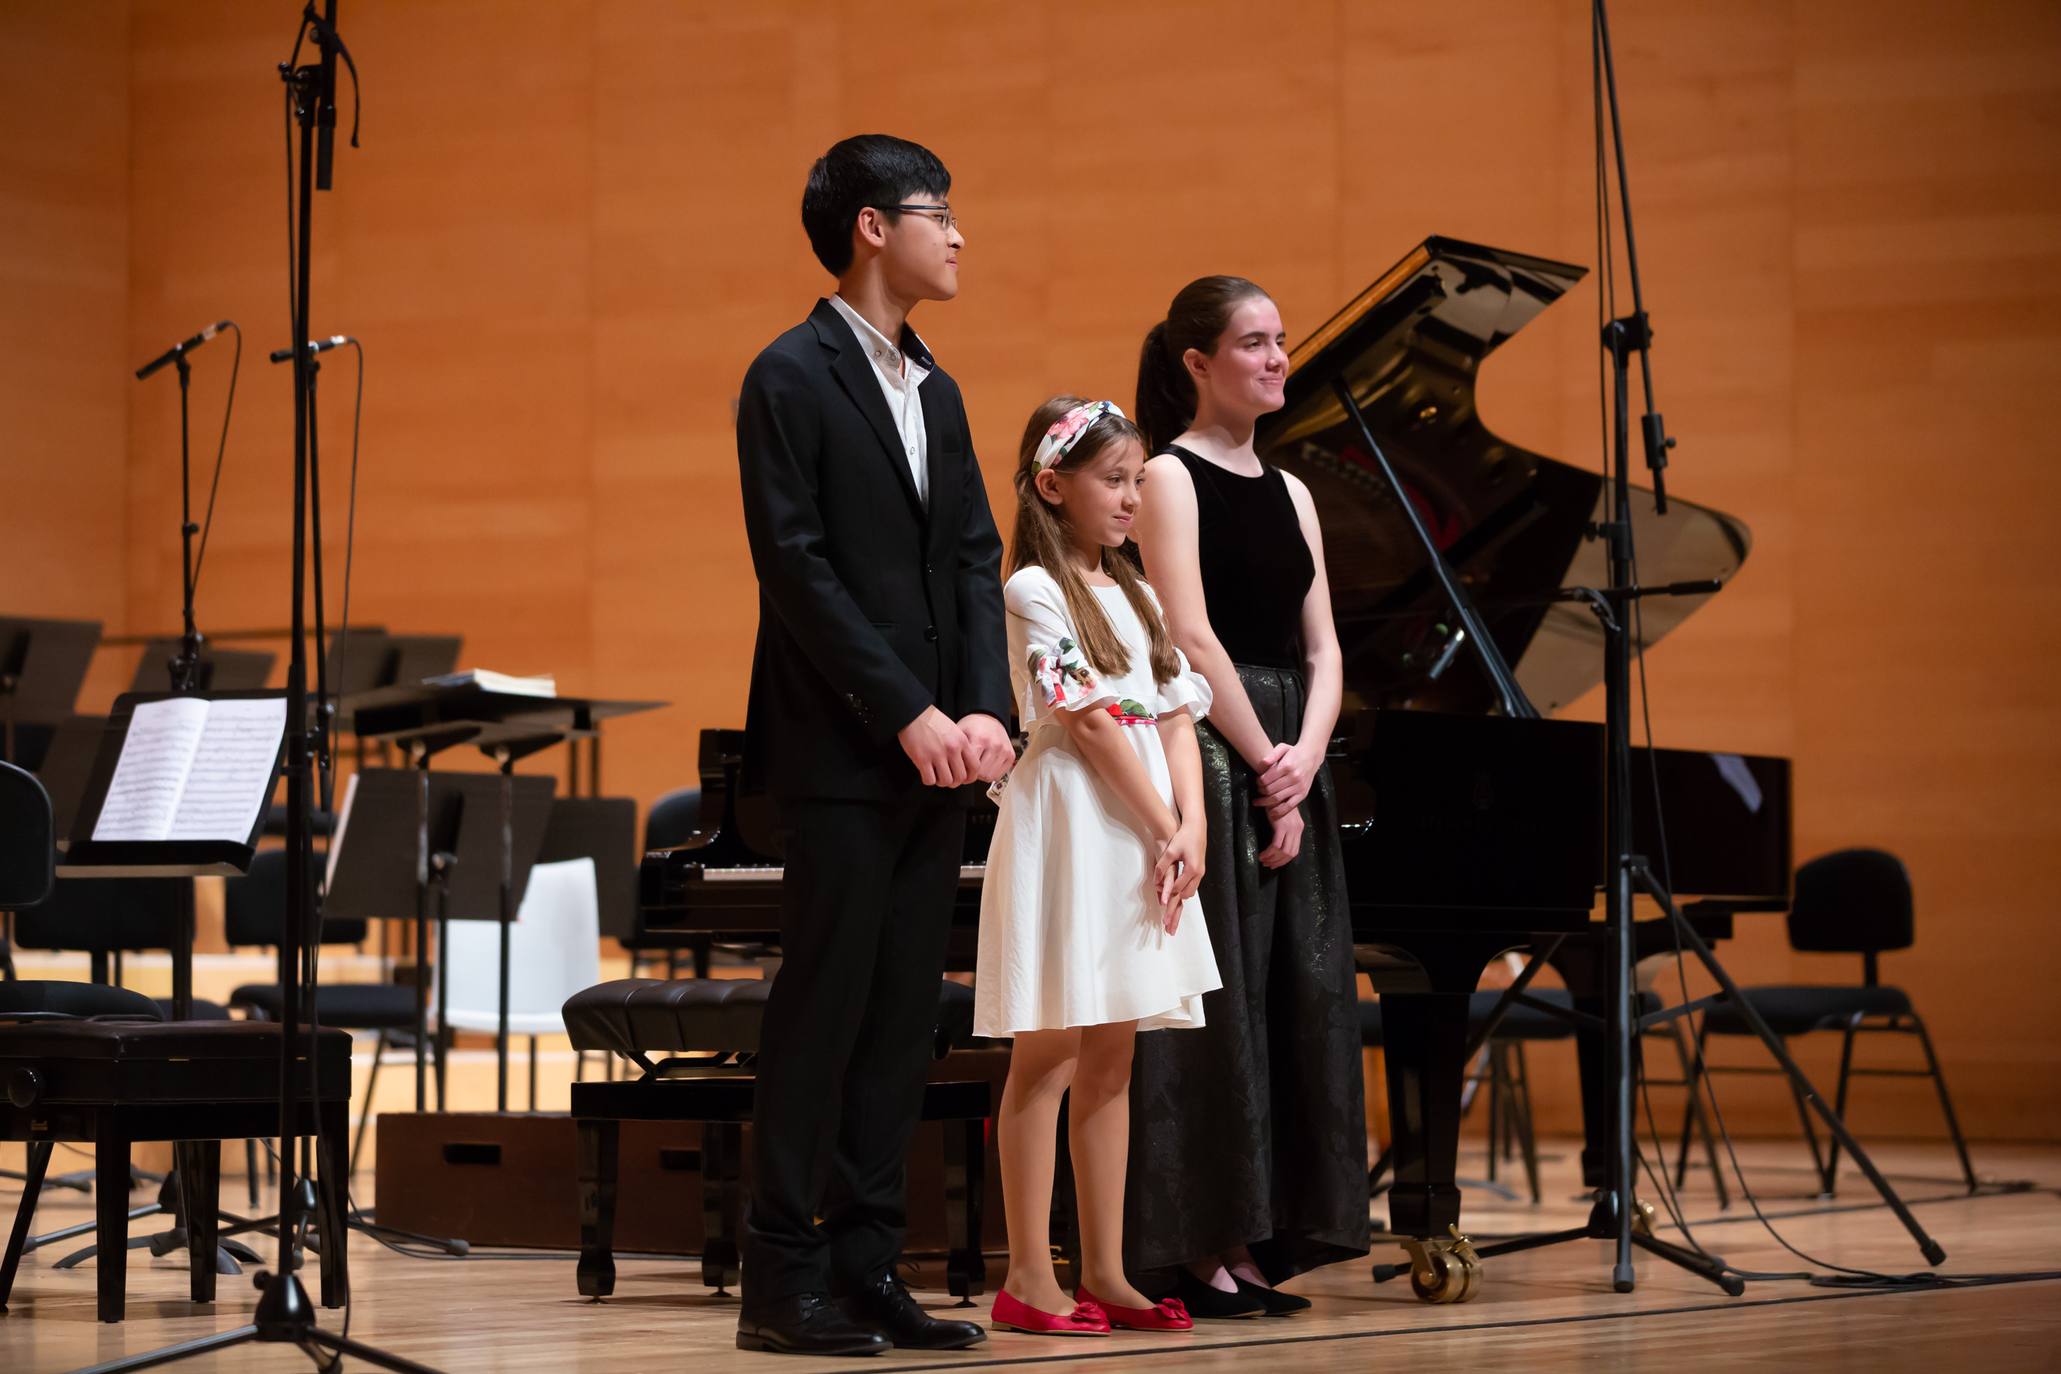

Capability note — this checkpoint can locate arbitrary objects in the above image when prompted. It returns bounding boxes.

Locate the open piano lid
[1256,236,1752,715]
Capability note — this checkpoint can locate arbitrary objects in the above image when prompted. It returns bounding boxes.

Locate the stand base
[76,1271,444,1374]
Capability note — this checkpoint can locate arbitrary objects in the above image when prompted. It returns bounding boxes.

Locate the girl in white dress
[978,396,1220,1338]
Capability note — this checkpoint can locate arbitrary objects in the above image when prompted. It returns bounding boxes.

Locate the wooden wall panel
[3,0,2058,1139]
[0,4,129,707]
[1786,0,2061,1137]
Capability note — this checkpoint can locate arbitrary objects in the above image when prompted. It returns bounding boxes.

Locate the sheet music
[167,696,286,842]
[91,697,211,841]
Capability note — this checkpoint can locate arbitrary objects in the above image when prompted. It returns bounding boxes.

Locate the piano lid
[1256,236,1752,716]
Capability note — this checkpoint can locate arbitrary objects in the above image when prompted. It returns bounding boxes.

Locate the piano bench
[0,1021,353,1324]
[562,976,990,1303]
[562,975,978,1070]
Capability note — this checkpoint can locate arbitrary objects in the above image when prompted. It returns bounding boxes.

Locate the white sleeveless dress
[973,566,1223,1037]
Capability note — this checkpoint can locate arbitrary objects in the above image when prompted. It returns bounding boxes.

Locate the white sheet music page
[166,696,287,842]
[91,697,212,841]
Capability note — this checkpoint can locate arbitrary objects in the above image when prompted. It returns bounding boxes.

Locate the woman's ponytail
[1134,321,1193,456]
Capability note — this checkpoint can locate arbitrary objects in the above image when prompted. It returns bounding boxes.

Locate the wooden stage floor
[4,1139,2058,1372]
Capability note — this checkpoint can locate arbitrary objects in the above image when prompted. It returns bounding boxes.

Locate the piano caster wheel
[1632,1198,1657,1237]
[1403,1226,1482,1304]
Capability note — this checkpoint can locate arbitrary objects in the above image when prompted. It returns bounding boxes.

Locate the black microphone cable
[180,322,242,602]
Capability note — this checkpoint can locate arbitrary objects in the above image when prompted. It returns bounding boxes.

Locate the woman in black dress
[1123,276,1369,1315]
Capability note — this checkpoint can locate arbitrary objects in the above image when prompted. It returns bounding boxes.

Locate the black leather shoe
[1233,1276,1312,1316]
[737,1293,892,1356]
[840,1273,988,1350]
[1169,1268,1267,1318]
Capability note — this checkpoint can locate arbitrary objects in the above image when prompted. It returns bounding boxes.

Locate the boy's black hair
[801,134,951,277]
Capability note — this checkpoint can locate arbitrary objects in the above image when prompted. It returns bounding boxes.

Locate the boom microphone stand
[1454,0,1945,1295]
[81,8,437,1370]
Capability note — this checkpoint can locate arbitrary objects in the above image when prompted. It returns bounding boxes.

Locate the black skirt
[1124,665,1370,1281]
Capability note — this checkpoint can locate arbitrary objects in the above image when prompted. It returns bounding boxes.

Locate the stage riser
[373,1108,1006,1255]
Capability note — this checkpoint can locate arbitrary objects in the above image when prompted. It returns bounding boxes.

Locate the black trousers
[742,793,965,1305]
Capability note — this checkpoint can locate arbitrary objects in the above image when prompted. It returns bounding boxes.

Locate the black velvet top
[1163,444,1315,671]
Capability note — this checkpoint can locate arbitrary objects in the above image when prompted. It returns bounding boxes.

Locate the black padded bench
[563,977,990,1302]
[0,1020,353,1322]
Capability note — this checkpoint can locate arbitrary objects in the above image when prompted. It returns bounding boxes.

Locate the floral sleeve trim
[1029,637,1102,711]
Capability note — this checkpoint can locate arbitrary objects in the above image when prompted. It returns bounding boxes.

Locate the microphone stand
[168,352,206,697]
[1431,0,1945,1298]
[81,7,437,1370]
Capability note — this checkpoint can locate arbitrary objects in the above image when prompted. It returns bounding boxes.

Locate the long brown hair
[1009,396,1180,685]
[1134,275,1271,453]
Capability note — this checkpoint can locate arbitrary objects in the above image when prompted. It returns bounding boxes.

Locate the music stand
[0,616,102,771]
[58,693,287,1023]
[60,692,287,881]
[538,796,637,947]
[386,636,461,689]
[347,684,662,1108]
[325,766,555,1109]
[33,715,110,841]
[128,640,276,695]
[329,630,462,739]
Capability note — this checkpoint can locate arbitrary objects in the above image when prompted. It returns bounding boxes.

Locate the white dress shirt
[829,293,930,507]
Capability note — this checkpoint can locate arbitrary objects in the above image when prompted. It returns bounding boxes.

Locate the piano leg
[1376,991,1484,1302]
[1378,990,1471,1238]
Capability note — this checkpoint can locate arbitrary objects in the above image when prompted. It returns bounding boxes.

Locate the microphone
[268,335,356,364]
[135,321,233,381]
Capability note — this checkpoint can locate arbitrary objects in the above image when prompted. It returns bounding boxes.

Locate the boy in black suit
[732,134,1012,1356]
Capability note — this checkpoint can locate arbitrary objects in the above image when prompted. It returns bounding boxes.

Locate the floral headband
[1032,400,1127,472]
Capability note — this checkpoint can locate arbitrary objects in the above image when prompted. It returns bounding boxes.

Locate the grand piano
[641,236,1792,1299]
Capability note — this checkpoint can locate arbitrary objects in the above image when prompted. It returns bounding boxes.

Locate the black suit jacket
[736,298,1012,803]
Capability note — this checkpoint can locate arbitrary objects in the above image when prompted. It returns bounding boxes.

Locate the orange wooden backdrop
[4,0,2058,1141]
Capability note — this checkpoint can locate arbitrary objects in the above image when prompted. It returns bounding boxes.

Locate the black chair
[0,759,187,1310]
[1676,848,1976,1197]
[225,847,424,1180]
[0,764,158,1033]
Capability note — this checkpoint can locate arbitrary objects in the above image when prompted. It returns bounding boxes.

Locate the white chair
[438,857,601,1109]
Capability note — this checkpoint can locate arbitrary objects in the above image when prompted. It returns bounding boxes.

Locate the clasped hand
[898,706,1014,788]
[1254,739,1320,819]
[1151,821,1205,934]
[1252,740,1310,869]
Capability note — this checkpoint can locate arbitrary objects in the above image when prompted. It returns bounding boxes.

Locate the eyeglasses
[881,202,960,234]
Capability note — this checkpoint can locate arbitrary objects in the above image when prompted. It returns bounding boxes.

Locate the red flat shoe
[1075,1286,1193,1332]
[991,1289,1111,1336]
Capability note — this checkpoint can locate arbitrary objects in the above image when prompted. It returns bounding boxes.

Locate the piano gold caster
[1403,1226,1483,1304]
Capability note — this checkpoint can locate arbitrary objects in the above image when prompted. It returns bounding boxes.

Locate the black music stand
[60,692,288,883]
[348,684,662,1108]
[128,640,276,695]
[0,616,102,772]
[61,693,287,1023]
[329,630,462,740]
[538,796,637,949]
[33,715,110,842]
[325,766,555,1110]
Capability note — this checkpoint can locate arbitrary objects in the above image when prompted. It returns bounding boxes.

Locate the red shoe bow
[1074,1287,1194,1332]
